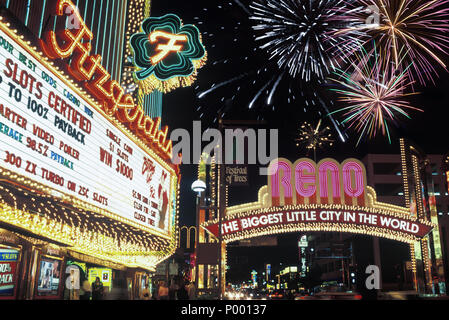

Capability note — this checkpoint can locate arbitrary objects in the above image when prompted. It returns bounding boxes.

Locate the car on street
[224,290,245,300]
[268,290,285,300]
[243,288,264,300]
[310,286,362,300]
[294,293,319,300]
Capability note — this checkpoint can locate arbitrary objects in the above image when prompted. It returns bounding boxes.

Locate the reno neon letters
[269,158,366,207]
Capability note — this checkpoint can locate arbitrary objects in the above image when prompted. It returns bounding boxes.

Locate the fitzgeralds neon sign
[40,0,173,160]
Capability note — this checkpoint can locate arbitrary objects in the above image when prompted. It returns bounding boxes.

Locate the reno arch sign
[203,158,435,243]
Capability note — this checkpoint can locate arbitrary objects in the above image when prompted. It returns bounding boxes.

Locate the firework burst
[194,1,351,142]
[250,0,357,82]
[329,46,423,145]
[332,0,449,84]
[296,119,334,160]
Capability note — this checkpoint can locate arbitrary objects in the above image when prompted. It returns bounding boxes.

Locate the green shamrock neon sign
[130,14,207,91]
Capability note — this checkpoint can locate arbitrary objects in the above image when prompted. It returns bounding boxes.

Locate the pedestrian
[177,280,189,300]
[106,278,128,300]
[169,278,179,300]
[141,284,151,300]
[91,277,104,300]
[151,281,158,300]
[80,279,91,300]
[157,281,169,300]
[186,280,196,300]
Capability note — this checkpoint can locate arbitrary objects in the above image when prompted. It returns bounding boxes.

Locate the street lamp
[192,179,207,296]
[191,179,206,195]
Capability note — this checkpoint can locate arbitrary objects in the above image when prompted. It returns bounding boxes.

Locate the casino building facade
[0,0,180,300]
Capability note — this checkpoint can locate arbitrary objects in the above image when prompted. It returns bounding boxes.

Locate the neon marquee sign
[0,24,177,235]
[269,158,366,207]
[148,31,189,65]
[40,0,173,160]
[130,14,207,94]
[203,158,435,243]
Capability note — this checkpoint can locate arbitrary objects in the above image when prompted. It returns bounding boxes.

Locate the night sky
[150,0,449,228]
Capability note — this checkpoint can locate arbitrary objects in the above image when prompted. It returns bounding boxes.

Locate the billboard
[36,257,62,297]
[0,248,19,297]
[0,26,175,236]
[88,268,112,291]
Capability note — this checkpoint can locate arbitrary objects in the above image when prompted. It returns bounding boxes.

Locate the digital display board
[0,28,176,236]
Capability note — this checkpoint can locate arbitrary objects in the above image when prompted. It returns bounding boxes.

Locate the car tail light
[354,295,363,300]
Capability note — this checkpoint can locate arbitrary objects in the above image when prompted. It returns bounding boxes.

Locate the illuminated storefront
[0,229,22,300]
[0,0,179,299]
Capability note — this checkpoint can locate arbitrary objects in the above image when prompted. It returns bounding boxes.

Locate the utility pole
[194,193,201,291]
[218,119,225,299]
[217,119,266,298]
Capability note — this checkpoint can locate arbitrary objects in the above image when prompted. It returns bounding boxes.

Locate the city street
[0,0,448,307]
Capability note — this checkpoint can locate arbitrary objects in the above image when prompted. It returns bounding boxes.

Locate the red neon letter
[319,160,341,204]
[40,0,93,60]
[295,160,316,202]
[269,160,293,206]
[342,161,364,198]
